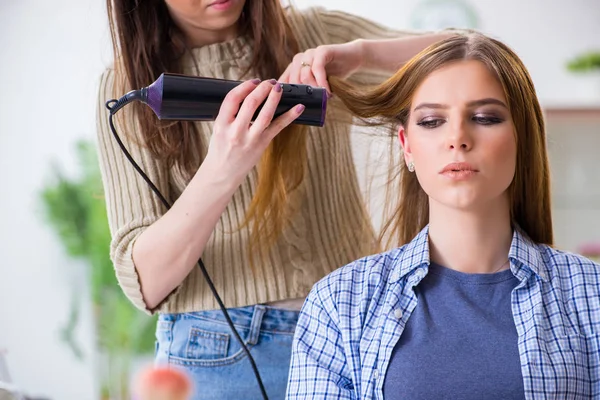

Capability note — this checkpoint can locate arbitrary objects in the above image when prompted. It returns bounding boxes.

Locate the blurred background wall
[0,0,598,399]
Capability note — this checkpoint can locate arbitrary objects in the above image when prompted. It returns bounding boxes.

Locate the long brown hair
[106,0,306,257]
[330,32,553,248]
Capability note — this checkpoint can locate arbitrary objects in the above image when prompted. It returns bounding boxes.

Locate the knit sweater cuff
[111,227,155,315]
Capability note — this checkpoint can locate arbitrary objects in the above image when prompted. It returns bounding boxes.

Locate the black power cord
[105,98,269,400]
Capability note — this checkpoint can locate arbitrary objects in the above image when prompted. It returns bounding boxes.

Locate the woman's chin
[431,193,508,215]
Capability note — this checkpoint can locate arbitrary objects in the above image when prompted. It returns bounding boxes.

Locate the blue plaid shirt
[286,225,600,399]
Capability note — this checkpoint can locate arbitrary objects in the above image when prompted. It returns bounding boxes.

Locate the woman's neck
[427,198,513,274]
[170,16,240,48]
[185,25,240,48]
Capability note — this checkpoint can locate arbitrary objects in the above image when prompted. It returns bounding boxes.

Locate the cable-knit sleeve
[310,7,421,44]
[95,68,170,315]
[294,7,426,86]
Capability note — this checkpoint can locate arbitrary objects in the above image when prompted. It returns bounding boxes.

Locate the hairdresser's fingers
[216,79,261,123]
[296,49,317,86]
[288,53,306,85]
[279,63,292,84]
[249,82,283,136]
[235,79,276,127]
[263,104,305,143]
[299,64,319,88]
[311,52,331,94]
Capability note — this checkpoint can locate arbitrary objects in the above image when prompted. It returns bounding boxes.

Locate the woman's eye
[416,118,444,128]
[472,115,504,125]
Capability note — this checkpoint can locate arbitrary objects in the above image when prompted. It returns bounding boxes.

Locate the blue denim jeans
[155,305,299,400]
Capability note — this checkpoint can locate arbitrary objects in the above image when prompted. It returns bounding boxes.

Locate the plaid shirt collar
[389,224,550,284]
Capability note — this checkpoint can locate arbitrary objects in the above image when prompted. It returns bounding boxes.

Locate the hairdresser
[97,0,453,398]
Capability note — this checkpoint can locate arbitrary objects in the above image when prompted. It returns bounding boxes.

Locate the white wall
[0,0,598,399]
[547,115,600,252]
[0,0,112,399]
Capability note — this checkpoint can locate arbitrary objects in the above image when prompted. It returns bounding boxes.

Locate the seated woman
[285,32,600,400]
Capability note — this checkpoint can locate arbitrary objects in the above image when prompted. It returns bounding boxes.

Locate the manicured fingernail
[327,92,333,99]
[268,79,277,85]
[251,78,261,84]
[296,104,305,113]
[274,83,282,92]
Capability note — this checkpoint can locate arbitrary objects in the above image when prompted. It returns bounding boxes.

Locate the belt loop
[247,305,267,345]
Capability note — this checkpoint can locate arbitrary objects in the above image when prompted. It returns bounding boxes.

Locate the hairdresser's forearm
[132,161,239,310]
[357,33,455,72]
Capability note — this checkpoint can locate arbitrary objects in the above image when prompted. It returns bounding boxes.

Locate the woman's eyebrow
[413,98,508,112]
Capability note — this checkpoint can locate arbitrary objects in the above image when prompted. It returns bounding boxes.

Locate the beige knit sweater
[96,6,415,314]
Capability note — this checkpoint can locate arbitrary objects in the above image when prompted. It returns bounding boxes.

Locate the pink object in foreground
[133,365,193,400]
[578,241,600,257]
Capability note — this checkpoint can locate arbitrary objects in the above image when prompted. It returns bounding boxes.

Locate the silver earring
[408,161,415,172]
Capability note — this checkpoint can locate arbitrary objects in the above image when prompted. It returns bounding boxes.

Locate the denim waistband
[159,305,300,334]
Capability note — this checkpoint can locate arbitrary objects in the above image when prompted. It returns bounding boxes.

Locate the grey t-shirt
[383,262,524,399]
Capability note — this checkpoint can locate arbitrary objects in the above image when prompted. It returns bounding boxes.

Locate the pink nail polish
[296,104,305,113]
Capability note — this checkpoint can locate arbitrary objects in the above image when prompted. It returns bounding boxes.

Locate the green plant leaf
[567,51,600,73]
[39,139,157,362]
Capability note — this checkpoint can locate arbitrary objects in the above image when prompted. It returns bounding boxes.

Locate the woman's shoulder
[96,59,129,101]
[513,228,600,286]
[536,244,600,332]
[540,244,600,275]
[283,6,329,48]
[538,243,600,296]
[284,5,378,48]
[285,5,408,49]
[97,66,115,100]
[313,228,429,296]
[284,5,378,31]
[311,245,409,302]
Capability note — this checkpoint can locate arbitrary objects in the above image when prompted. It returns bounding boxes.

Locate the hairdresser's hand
[279,41,363,96]
[204,79,305,186]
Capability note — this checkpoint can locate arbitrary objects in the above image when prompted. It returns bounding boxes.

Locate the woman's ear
[398,125,412,166]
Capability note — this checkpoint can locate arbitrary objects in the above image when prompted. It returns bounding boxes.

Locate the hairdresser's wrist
[356,38,395,72]
[351,39,369,71]
[193,154,247,196]
[356,33,458,73]
[355,38,399,72]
